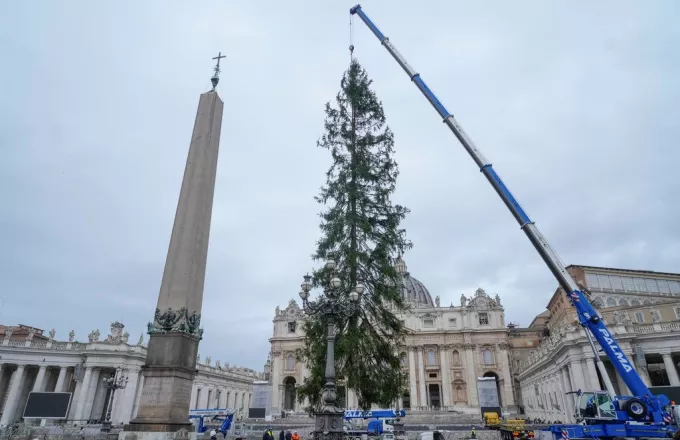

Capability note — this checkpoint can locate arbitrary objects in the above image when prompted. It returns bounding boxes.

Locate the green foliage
[296,59,412,412]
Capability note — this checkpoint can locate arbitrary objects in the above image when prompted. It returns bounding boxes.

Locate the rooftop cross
[211,51,226,90]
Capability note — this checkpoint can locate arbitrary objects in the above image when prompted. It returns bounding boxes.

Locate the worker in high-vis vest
[471,426,477,439]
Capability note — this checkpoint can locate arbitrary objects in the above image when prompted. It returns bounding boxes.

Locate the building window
[515,359,520,369]
[634,278,647,292]
[429,373,437,378]
[286,354,295,371]
[657,280,671,295]
[449,318,457,327]
[426,349,437,366]
[207,390,212,407]
[609,276,623,290]
[618,298,629,306]
[479,313,489,325]
[635,312,644,323]
[586,273,599,288]
[452,350,461,365]
[606,297,617,307]
[423,318,434,328]
[621,277,635,291]
[645,279,659,293]
[400,352,408,367]
[598,274,611,290]
[288,322,297,333]
[216,390,222,406]
[669,281,680,295]
[631,299,641,306]
[674,307,680,319]
[482,349,494,365]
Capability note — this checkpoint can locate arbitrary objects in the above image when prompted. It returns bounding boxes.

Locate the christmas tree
[296,59,412,411]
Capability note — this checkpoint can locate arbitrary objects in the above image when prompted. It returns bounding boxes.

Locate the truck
[343,409,406,439]
[188,408,235,436]
[348,5,679,439]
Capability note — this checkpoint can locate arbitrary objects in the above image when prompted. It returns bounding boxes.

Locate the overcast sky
[1,1,679,371]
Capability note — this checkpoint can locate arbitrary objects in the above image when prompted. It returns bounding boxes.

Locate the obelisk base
[120,333,199,440]
[313,407,346,440]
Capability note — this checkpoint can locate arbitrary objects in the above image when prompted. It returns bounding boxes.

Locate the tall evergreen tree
[296,59,412,411]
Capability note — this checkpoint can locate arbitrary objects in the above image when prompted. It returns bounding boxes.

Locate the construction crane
[349,4,676,439]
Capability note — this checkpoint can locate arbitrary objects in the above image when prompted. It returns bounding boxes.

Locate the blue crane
[349,4,676,439]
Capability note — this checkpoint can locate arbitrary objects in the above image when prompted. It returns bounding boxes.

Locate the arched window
[426,349,437,366]
[606,297,617,307]
[452,350,461,365]
[643,299,651,305]
[631,299,641,306]
[618,298,628,306]
[286,354,295,371]
[483,349,494,365]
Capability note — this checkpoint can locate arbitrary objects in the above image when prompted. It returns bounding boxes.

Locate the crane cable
[349,14,355,61]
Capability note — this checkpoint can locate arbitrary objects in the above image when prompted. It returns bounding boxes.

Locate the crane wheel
[623,398,648,420]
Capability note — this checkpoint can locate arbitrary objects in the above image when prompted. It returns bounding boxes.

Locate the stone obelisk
[123,53,226,440]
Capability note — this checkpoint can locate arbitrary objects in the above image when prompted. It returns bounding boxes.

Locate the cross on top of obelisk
[211,51,226,91]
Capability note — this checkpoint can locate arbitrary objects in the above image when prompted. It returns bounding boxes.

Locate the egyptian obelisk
[123,54,225,440]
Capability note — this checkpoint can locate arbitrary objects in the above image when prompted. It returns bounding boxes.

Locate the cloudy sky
[1,1,679,371]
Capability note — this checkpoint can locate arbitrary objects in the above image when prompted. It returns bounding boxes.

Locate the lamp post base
[313,407,346,440]
[101,420,112,433]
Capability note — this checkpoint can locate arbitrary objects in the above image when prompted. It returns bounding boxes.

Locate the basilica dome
[396,257,434,308]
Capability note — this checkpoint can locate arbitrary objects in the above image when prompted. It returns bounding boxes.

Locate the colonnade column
[0,365,27,425]
[661,352,680,386]
[74,367,93,422]
[54,367,69,392]
[584,357,600,390]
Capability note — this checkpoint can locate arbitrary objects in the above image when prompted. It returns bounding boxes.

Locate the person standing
[285,430,292,440]
[263,427,275,440]
[279,430,285,440]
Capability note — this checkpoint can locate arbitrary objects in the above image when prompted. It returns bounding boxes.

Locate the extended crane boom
[350,3,673,435]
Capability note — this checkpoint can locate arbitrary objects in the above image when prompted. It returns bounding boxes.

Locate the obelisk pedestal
[121,87,224,440]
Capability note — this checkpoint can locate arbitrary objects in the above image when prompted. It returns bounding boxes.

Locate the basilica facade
[268,258,515,415]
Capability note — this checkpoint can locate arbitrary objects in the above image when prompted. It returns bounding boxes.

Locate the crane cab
[574,391,617,422]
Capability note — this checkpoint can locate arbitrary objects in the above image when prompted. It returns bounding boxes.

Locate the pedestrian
[285,430,292,440]
[279,430,285,440]
[263,427,275,440]
[210,428,218,440]
[292,431,300,440]
[470,426,476,439]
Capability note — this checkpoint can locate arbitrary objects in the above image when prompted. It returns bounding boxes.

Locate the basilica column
[464,343,479,407]
[661,352,680,386]
[408,348,418,408]
[417,348,427,409]
[498,343,515,407]
[439,345,452,408]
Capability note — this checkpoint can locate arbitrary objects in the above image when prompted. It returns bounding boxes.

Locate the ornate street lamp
[100,367,129,432]
[299,259,362,440]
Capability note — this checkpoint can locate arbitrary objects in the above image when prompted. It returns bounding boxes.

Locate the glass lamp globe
[331,277,342,288]
[349,291,359,302]
[299,290,309,300]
